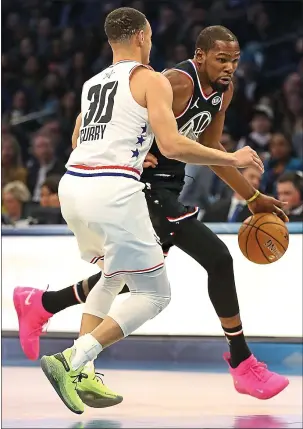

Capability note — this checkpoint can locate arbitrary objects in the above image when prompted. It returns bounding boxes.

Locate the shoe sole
[77,390,123,408]
[235,379,290,400]
[41,356,83,415]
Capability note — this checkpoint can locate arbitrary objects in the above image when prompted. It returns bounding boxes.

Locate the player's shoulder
[132,67,170,86]
[162,66,194,92]
[145,71,173,93]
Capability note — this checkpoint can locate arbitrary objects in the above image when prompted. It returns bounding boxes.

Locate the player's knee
[206,243,233,274]
[153,291,171,314]
[142,291,171,319]
[214,245,233,272]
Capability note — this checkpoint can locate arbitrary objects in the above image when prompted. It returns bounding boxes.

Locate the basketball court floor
[2,365,302,428]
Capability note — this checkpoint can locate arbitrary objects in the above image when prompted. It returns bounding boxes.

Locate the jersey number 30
[83,81,118,127]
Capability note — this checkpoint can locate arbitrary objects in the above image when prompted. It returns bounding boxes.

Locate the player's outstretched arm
[146,73,263,171]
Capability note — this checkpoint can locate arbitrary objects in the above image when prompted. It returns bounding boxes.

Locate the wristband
[246,190,260,204]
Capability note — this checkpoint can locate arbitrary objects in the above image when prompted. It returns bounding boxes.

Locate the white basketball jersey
[66,60,154,177]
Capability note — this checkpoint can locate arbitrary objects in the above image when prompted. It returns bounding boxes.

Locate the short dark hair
[277,171,303,192]
[104,7,147,43]
[196,25,238,51]
[42,175,61,194]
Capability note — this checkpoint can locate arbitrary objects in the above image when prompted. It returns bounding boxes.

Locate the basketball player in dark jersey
[14,26,289,403]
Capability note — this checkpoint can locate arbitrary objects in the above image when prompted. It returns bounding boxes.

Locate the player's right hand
[143,152,158,169]
[233,146,264,173]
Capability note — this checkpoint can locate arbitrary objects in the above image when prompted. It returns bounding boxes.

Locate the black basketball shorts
[143,184,199,255]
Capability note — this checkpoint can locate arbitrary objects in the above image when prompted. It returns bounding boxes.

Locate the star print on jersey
[132,148,139,158]
[132,123,147,158]
[136,135,145,146]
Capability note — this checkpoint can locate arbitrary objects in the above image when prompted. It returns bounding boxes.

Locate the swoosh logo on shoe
[256,389,263,393]
[54,353,70,372]
[25,289,35,305]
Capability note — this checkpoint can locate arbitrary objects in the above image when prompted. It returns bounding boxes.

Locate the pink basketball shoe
[224,352,289,399]
[13,287,53,360]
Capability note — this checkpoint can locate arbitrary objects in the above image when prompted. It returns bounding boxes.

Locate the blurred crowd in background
[2,0,303,226]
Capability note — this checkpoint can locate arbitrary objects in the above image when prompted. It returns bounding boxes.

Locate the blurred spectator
[2,0,302,225]
[28,175,65,224]
[261,133,303,196]
[2,181,31,225]
[275,73,303,131]
[67,51,90,93]
[202,167,262,223]
[40,175,61,208]
[23,56,41,96]
[26,132,65,202]
[1,134,27,187]
[276,172,303,222]
[40,72,63,113]
[92,42,112,74]
[153,5,179,55]
[237,105,273,160]
[282,92,303,159]
[37,18,52,56]
[3,89,31,126]
[19,37,35,61]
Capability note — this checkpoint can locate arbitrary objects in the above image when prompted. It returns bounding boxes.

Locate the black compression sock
[223,324,252,368]
[42,285,81,315]
[41,272,103,314]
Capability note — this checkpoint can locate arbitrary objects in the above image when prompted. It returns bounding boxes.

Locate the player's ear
[137,29,145,47]
[195,48,205,69]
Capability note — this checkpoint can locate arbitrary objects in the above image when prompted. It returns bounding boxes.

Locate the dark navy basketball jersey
[141,59,225,191]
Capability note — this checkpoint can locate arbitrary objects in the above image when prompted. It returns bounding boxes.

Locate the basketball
[238,213,289,264]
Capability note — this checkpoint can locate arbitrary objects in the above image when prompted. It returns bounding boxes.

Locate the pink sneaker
[13,287,53,360]
[223,352,289,400]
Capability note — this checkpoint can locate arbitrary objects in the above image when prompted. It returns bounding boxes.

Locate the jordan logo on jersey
[179,111,212,140]
[190,98,200,109]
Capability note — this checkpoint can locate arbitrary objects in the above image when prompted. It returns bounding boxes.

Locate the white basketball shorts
[58,168,164,278]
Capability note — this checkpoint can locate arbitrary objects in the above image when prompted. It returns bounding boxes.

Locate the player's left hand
[143,152,158,169]
[248,193,289,222]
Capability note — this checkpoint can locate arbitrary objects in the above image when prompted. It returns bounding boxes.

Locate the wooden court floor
[2,366,302,428]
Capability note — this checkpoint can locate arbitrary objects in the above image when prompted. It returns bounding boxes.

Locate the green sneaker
[40,348,85,414]
[77,368,123,408]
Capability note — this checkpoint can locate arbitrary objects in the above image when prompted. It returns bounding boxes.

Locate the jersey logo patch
[212,96,221,106]
[179,111,212,139]
[190,98,199,109]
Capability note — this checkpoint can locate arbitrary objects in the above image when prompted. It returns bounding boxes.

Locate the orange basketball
[238,213,289,264]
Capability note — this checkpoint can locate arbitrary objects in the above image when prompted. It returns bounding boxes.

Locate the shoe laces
[249,361,269,381]
[71,372,88,388]
[93,372,105,385]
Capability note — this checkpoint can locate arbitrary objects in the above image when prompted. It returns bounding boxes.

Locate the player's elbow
[157,139,182,160]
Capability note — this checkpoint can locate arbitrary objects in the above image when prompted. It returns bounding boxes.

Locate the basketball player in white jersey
[39,8,263,414]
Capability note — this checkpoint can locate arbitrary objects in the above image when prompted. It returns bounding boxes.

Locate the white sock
[70,334,103,370]
[83,360,95,373]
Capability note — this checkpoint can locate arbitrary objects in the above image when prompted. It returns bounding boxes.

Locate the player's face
[277,182,301,209]
[269,134,291,160]
[242,167,261,190]
[196,41,240,92]
[141,21,152,65]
